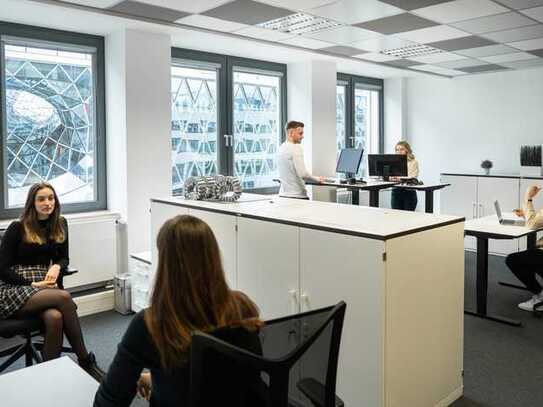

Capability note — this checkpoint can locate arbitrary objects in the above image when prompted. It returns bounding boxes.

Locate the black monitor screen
[336,148,364,175]
[368,154,407,177]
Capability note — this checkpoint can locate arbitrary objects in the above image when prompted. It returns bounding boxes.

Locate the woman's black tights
[15,288,89,362]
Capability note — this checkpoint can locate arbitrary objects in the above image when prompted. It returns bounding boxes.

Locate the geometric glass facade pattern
[336,84,346,155]
[171,66,218,194]
[354,87,380,177]
[233,71,280,190]
[3,43,95,207]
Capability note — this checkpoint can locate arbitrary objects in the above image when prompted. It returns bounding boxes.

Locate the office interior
[0,1,543,406]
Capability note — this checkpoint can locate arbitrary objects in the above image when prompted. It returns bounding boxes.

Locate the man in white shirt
[277,121,324,199]
[505,185,543,311]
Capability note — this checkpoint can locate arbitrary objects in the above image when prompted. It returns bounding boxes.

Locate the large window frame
[337,73,384,154]
[171,48,287,195]
[0,21,106,219]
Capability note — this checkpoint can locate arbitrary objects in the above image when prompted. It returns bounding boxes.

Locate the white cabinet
[519,178,543,251]
[440,174,521,255]
[299,228,385,407]
[187,208,237,289]
[440,175,478,250]
[237,218,299,320]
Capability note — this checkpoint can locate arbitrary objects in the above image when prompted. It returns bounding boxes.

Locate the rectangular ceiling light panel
[381,43,442,58]
[258,12,342,34]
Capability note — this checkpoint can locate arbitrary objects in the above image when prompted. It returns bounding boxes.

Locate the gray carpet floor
[2,251,543,406]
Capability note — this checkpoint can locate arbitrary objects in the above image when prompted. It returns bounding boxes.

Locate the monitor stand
[382,165,391,181]
[345,173,356,184]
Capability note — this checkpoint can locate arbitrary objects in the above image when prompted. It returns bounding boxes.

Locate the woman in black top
[94,215,264,407]
[0,182,103,379]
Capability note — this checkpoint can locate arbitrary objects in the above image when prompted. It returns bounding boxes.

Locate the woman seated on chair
[94,215,264,407]
[0,182,103,379]
[506,185,543,311]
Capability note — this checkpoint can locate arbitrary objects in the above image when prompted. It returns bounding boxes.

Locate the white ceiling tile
[136,0,234,14]
[458,44,518,57]
[437,58,488,68]
[410,64,466,75]
[395,25,468,44]
[413,0,509,24]
[480,52,539,63]
[354,52,399,62]
[508,37,543,50]
[278,36,336,49]
[234,26,295,41]
[257,0,337,11]
[520,6,543,22]
[410,52,467,63]
[497,0,543,10]
[304,26,380,44]
[64,0,121,7]
[481,24,543,42]
[451,12,536,34]
[499,59,543,69]
[176,14,249,32]
[307,0,404,24]
[349,35,414,52]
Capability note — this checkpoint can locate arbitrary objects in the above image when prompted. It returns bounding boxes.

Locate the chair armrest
[61,266,78,276]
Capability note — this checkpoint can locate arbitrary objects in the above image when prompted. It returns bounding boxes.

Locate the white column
[384,77,407,153]
[287,60,337,202]
[106,29,171,272]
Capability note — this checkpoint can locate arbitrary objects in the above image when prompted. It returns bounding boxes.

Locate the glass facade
[171,65,218,194]
[336,84,346,155]
[233,71,280,190]
[3,43,96,208]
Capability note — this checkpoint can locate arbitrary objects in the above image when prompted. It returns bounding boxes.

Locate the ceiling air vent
[258,13,342,35]
[382,44,442,58]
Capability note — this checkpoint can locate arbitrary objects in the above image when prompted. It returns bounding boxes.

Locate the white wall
[406,67,543,185]
[106,29,171,270]
[287,60,337,202]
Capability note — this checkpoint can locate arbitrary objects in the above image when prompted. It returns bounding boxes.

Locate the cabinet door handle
[479,204,484,217]
[472,202,476,219]
[300,293,309,308]
[289,289,298,304]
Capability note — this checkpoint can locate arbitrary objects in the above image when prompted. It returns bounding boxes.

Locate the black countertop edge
[464,230,537,240]
[130,254,151,264]
[441,173,543,180]
[151,198,465,241]
[393,184,450,191]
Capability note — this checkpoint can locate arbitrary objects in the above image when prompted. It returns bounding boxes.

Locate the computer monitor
[368,154,407,181]
[336,148,364,183]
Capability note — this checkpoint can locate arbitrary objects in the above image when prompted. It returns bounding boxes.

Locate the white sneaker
[518,294,543,312]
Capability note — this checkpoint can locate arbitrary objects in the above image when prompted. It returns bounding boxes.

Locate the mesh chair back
[189,301,346,407]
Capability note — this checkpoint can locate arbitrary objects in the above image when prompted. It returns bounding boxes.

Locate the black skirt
[0,265,48,319]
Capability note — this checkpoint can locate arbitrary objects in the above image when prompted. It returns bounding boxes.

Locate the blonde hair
[395,141,415,161]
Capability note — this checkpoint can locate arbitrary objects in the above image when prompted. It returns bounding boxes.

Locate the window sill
[0,210,121,229]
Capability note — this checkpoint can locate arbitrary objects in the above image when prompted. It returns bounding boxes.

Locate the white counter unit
[150,194,465,407]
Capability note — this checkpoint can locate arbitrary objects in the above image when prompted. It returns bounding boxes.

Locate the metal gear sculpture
[184,175,242,202]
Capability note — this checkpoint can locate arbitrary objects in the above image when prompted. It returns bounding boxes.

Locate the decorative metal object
[184,175,242,202]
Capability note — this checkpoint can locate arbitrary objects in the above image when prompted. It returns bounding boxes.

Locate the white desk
[0,357,98,406]
[464,214,543,326]
[150,194,465,407]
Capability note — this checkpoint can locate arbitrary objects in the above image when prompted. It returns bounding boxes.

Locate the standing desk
[307,180,398,206]
[464,214,543,326]
[0,356,99,406]
[393,183,451,213]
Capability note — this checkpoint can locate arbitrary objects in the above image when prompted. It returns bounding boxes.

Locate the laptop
[494,200,525,226]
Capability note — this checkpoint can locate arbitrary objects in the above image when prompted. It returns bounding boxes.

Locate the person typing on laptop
[505,185,543,311]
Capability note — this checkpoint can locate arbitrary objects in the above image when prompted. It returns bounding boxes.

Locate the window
[336,74,383,177]
[171,49,286,195]
[0,22,106,218]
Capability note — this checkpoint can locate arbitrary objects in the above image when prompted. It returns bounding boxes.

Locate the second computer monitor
[368,154,407,180]
[336,148,364,181]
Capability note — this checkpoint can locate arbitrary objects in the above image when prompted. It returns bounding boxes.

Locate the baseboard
[74,289,114,317]
[434,385,463,407]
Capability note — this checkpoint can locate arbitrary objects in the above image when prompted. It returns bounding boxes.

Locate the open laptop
[494,200,525,226]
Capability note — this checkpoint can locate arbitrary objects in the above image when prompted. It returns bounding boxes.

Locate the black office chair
[189,301,347,407]
[0,229,77,373]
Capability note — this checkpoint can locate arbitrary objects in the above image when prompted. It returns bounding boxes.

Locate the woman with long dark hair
[0,182,103,378]
[94,215,263,407]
